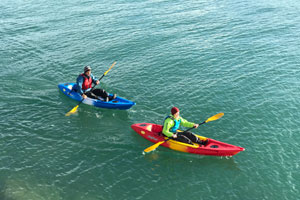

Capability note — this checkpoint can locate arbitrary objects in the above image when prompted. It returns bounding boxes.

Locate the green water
[1,0,299,199]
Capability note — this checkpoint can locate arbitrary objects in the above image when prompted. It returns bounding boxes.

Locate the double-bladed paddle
[143,112,224,153]
[65,61,116,116]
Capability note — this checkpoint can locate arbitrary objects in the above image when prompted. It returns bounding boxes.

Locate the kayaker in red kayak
[75,66,116,102]
[162,107,208,145]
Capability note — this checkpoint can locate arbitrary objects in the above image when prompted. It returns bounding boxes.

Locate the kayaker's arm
[180,117,196,128]
[162,118,176,137]
[76,75,84,95]
[91,74,99,85]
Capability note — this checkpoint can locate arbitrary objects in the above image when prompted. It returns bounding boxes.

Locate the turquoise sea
[0,0,299,199]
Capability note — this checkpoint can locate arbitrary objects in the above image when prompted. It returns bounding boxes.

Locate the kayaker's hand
[95,80,100,85]
[82,94,87,99]
[193,124,199,129]
[172,133,177,138]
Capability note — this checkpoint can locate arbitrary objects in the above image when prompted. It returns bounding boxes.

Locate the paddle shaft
[184,121,206,132]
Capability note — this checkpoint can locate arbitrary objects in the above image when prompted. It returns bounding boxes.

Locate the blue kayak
[58,83,135,110]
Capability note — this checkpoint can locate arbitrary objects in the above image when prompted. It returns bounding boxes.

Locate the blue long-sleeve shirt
[75,74,98,95]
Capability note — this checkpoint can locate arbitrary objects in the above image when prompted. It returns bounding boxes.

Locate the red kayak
[131,123,245,157]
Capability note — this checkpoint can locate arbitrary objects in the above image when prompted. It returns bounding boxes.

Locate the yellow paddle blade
[205,112,224,123]
[104,61,116,76]
[144,141,165,153]
[65,105,79,116]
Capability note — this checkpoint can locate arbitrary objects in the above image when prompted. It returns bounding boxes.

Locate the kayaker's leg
[87,92,99,99]
[174,134,193,145]
[181,131,207,145]
[85,91,96,99]
[110,93,117,101]
[107,93,117,101]
[92,89,109,102]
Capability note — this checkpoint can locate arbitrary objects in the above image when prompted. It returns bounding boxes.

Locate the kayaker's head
[171,107,179,118]
[84,66,91,76]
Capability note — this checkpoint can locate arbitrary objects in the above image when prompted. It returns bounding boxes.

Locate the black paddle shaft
[184,121,206,132]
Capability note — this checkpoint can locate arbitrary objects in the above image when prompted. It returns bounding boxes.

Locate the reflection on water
[143,149,242,172]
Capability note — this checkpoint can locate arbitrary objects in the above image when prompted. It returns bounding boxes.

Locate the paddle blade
[144,141,165,153]
[65,105,79,116]
[104,61,116,76]
[205,112,224,123]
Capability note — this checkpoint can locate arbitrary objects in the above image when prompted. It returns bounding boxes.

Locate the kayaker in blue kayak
[162,107,208,145]
[74,66,116,102]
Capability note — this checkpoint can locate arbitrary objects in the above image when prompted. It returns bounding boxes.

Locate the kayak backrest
[151,124,163,133]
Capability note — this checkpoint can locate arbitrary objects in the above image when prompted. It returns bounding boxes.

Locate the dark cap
[171,107,179,115]
[84,66,91,72]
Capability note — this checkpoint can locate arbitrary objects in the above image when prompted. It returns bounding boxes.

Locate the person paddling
[162,107,208,145]
[75,66,116,102]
